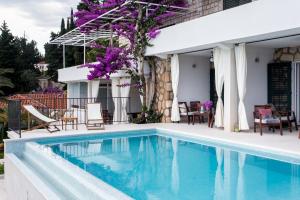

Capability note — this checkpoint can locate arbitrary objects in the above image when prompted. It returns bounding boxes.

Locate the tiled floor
[0,176,6,200]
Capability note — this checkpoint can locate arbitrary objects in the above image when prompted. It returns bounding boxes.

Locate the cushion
[255,118,280,124]
[258,108,272,119]
[179,104,187,114]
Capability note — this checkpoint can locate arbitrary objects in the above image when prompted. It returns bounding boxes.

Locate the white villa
[54,0,300,132]
[3,1,300,200]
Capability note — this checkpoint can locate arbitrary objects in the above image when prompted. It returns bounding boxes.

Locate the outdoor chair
[190,101,206,123]
[190,101,201,112]
[86,103,105,130]
[208,108,215,128]
[179,102,194,124]
[253,105,282,136]
[278,111,298,132]
[23,105,60,133]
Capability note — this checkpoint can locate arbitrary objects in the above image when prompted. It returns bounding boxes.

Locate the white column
[67,83,72,109]
[83,34,86,65]
[223,46,238,132]
[63,44,66,68]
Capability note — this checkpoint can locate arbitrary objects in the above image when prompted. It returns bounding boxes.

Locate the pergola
[49,0,188,67]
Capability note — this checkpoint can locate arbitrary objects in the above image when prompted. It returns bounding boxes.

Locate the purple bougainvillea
[75,0,188,80]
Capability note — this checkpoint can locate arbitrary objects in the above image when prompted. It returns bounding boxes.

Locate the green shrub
[0,164,4,174]
[131,106,162,124]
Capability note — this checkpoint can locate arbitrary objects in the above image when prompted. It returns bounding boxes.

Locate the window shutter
[268,62,292,112]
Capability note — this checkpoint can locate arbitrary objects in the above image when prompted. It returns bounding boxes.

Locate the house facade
[145,0,300,131]
[57,0,300,130]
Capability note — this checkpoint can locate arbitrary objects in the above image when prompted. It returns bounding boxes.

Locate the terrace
[2,0,300,199]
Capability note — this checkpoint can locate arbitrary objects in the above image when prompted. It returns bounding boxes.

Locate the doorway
[292,62,300,123]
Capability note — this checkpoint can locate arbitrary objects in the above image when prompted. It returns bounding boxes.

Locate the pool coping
[5,127,300,160]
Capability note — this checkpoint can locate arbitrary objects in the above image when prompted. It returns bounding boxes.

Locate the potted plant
[203,100,213,111]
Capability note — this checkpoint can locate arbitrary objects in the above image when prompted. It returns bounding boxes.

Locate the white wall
[244,46,274,127]
[178,55,210,104]
[146,0,300,56]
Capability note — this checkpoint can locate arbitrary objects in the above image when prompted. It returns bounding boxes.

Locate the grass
[0,151,3,159]
[0,164,3,174]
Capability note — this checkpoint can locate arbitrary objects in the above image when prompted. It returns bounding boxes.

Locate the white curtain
[214,147,224,200]
[137,59,144,105]
[120,77,131,123]
[237,152,246,200]
[235,44,249,130]
[171,54,180,122]
[171,138,179,193]
[90,80,100,99]
[112,78,121,124]
[146,66,155,108]
[213,48,225,127]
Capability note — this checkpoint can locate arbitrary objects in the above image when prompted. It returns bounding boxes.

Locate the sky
[0,0,79,55]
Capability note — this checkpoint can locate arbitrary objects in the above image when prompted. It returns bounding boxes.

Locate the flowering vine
[75,0,188,105]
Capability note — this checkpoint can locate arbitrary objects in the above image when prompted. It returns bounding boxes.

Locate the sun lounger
[23,105,60,133]
[86,103,105,130]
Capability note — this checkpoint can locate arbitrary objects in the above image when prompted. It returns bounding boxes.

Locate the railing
[7,100,21,138]
[7,97,137,137]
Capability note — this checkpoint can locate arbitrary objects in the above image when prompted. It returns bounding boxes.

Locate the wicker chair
[253,105,282,136]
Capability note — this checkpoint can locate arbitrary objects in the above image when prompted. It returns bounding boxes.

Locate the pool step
[22,142,127,200]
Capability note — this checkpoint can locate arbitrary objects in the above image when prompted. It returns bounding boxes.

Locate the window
[223,0,252,10]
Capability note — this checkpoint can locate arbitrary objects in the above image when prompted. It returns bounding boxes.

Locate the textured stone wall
[274,47,300,62]
[164,0,223,27]
[152,57,173,123]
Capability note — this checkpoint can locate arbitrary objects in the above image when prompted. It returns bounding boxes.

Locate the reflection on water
[48,135,300,200]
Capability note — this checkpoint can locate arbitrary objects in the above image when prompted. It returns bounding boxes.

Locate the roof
[49,0,188,47]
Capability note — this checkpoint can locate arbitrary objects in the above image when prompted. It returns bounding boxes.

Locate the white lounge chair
[86,103,105,130]
[23,105,60,133]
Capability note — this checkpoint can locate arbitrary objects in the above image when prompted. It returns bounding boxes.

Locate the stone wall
[152,57,173,123]
[274,47,300,62]
[164,0,223,27]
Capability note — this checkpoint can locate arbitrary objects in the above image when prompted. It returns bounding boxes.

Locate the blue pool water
[39,130,300,200]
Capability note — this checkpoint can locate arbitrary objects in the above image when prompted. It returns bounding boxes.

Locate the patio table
[61,117,78,130]
[192,111,208,125]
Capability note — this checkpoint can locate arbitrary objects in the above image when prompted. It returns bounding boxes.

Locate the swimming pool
[9,129,300,199]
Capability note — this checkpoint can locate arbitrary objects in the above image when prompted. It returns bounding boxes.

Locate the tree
[45,32,63,80]
[18,69,39,92]
[0,68,14,95]
[60,18,66,35]
[70,9,76,30]
[0,21,41,95]
[75,0,187,108]
[45,8,85,81]
[0,21,18,69]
